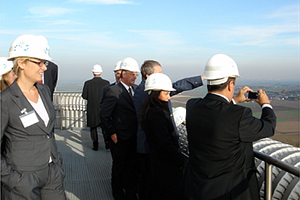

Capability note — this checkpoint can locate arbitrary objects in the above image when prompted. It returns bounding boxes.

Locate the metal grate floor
[55,128,113,200]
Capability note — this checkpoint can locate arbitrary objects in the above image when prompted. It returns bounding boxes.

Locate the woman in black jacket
[141,73,184,200]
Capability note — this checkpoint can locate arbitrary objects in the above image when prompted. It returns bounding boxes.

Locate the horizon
[55,78,300,92]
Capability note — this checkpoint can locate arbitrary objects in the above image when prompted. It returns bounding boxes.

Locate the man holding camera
[185,54,276,200]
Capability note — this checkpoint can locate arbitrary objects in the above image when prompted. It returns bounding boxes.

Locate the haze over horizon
[1,0,299,83]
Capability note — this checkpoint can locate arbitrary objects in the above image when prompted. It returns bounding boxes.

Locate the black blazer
[1,81,62,191]
[185,93,276,200]
[82,77,109,127]
[100,82,137,141]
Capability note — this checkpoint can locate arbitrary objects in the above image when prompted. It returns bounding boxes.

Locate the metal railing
[53,92,87,129]
[253,150,300,200]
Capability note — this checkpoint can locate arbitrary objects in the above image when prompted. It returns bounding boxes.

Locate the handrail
[253,149,300,177]
[181,151,300,178]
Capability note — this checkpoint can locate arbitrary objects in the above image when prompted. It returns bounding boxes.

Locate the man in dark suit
[100,57,140,200]
[82,64,109,150]
[43,61,58,101]
[185,54,277,200]
[99,60,122,152]
[133,60,204,200]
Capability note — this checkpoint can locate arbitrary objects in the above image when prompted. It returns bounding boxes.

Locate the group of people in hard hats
[1,34,276,200]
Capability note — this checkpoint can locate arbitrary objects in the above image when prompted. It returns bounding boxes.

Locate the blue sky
[0,0,299,84]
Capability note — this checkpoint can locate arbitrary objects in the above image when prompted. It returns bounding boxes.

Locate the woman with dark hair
[141,73,184,200]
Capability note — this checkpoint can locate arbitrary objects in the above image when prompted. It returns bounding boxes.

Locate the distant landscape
[171,81,300,147]
[56,80,300,147]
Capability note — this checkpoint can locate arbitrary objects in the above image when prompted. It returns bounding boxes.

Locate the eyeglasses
[27,60,49,67]
[125,71,139,77]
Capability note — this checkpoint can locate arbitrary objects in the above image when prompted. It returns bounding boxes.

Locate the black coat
[44,61,58,101]
[185,93,276,200]
[82,77,109,127]
[142,101,184,200]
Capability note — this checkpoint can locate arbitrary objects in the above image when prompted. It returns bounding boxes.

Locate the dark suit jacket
[0,81,62,191]
[99,82,117,108]
[44,61,58,101]
[133,76,203,154]
[100,82,137,141]
[185,93,276,200]
[82,77,109,127]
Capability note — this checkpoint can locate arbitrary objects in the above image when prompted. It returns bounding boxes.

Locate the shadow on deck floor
[55,128,113,200]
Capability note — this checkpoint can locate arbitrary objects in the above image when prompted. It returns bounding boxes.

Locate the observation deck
[53,92,300,200]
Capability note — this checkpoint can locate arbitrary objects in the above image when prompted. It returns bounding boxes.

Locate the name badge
[19,110,39,128]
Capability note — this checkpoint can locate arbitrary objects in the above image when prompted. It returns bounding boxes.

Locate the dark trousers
[137,153,152,200]
[151,162,184,200]
[2,162,66,200]
[90,127,98,148]
[91,126,109,149]
[110,137,138,200]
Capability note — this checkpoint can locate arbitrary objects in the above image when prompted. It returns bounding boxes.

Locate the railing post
[265,162,272,200]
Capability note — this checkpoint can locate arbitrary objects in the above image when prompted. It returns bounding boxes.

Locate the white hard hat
[144,73,175,92]
[0,57,14,79]
[114,60,122,71]
[203,54,241,85]
[8,34,52,61]
[92,64,103,74]
[172,107,186,127]
[120,57,140,72]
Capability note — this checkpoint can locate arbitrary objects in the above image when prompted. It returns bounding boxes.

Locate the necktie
[128,87,133,99]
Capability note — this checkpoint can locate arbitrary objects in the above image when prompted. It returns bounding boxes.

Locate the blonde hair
[12,57,29,77]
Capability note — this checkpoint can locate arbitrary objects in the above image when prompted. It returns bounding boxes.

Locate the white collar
[211,93,231,103]
[120,81,131,90]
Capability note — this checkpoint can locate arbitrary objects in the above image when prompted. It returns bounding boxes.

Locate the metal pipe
[265,162,273,200]
[254,150,300,177]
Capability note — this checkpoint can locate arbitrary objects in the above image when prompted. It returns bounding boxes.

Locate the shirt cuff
[262,104,273,109]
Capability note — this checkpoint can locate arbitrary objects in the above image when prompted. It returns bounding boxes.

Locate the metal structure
[53,92,300,200]
[53,92,87,129]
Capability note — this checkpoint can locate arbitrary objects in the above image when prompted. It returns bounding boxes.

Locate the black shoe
[92,147,98,151]
[105,142,110,149]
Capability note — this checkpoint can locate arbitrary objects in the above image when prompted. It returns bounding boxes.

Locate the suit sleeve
[239,107,276,142]
[99,88,117,136]
[170,75,203,96]
[0,95,22,190]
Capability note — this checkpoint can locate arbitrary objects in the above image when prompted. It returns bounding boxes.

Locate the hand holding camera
[255,89,271,106]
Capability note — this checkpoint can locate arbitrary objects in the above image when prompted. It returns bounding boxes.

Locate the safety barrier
[53,92,300,199]
[253,138,300,200]
[53,92,87,129]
